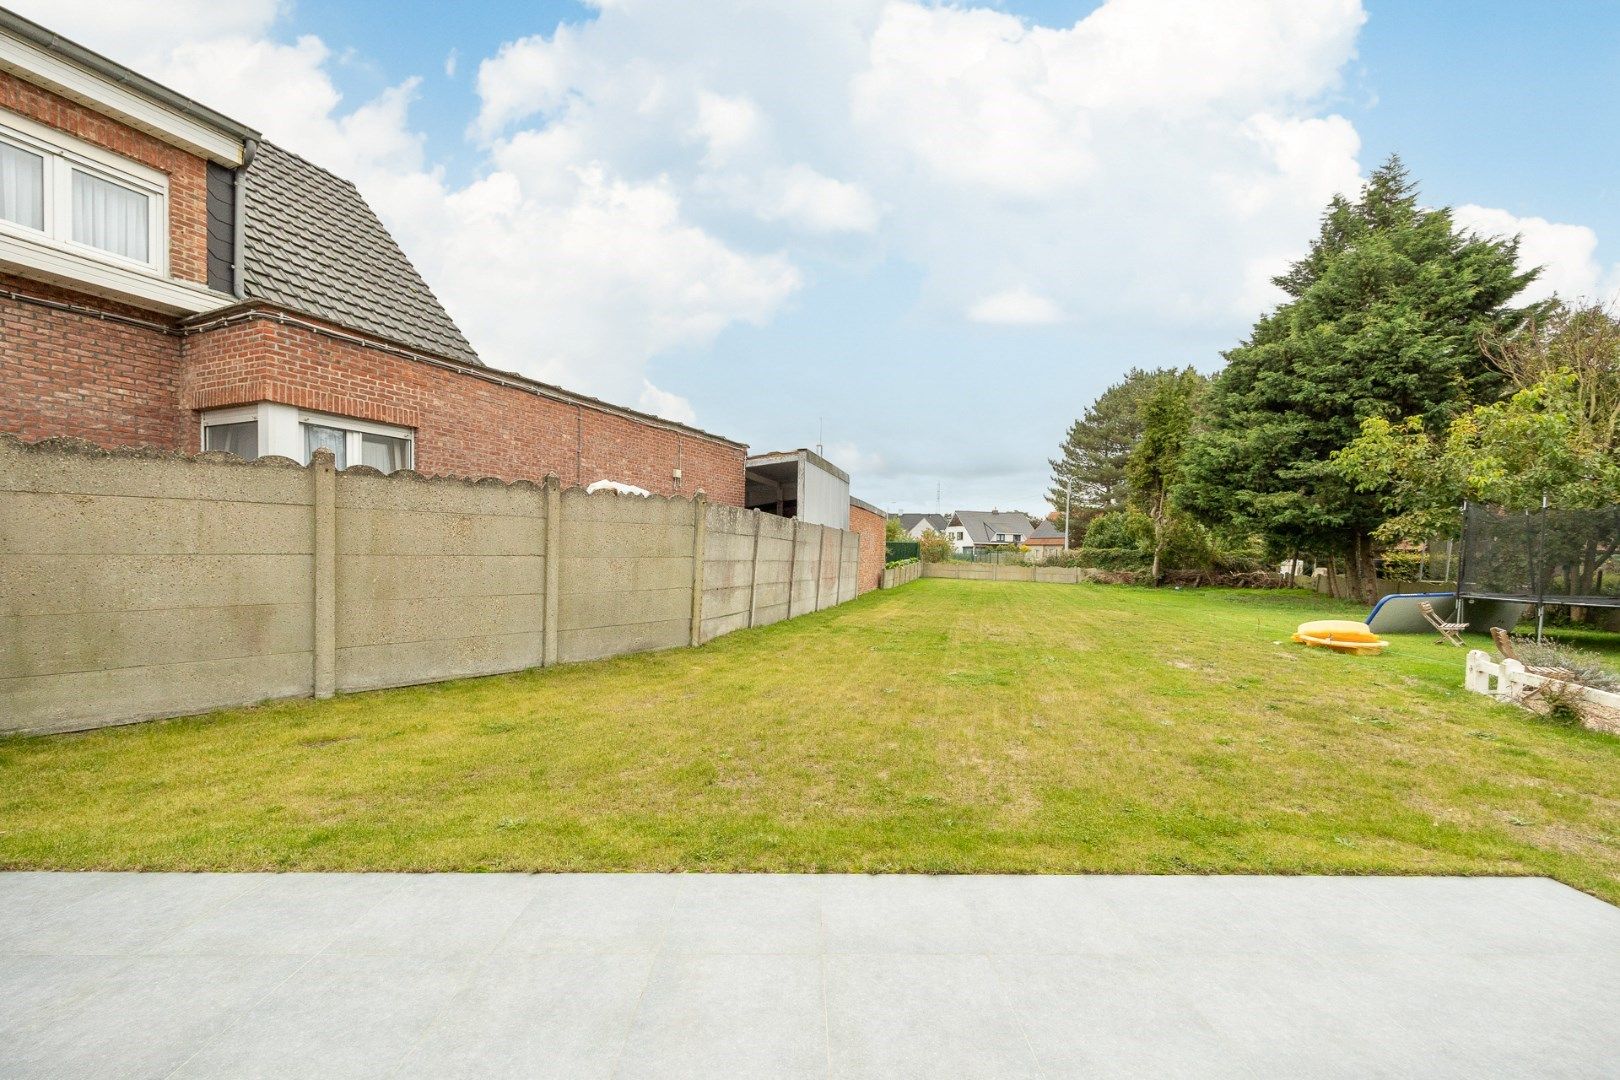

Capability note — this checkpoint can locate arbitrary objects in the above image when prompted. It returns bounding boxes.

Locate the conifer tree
[1177,155,1540,600]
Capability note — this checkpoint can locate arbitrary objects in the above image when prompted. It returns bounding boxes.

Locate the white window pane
[0,141,44,231]
[72,169,149,261]
[304,424,346,468]
[203,421,258,460]
[360,433,409,473]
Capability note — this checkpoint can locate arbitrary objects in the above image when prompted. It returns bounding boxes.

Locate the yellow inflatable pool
[1291,619,1389,654]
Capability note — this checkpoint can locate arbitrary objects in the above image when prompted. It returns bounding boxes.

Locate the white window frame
[199,404,414,471]
[297,408,413,471]
[199,405,261,459]
[0,107,169,276]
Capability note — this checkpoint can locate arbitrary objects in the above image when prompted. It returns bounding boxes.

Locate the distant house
[1024,519,1066,562]
[945,511,1034,553]
[893,512,949,540]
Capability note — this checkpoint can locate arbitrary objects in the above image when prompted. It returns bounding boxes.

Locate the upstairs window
[0,111,167,273]
[0,140,44,230]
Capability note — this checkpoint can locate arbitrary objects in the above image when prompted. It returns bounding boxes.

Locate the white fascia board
[0,35,244,165]
[0,233,232,315]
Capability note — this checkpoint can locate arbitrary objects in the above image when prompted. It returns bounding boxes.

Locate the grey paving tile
[323,873,536,957]
[825,953,1041,1080]
[1084,875,1426,957]
[395,952,653,1079]
[952,874,1144,955]
[145,873,405,956]
[1368,878,1620,956]
[0,873,264,956]
[1,954,304,1080]
[0,954,133,1040]
[992,953,1239,1079]
[1267,952,1620,1078]
[615,952,826,1080]
[1171,954,1415,1079]
[0,872,130,950]
[496,873,678,954]
[169,954,473,1079]
[819,875,987,954]
[661,873,823,954]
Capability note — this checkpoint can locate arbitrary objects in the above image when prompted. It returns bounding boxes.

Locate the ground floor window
[200,404,413,472]
[201,418,259,460]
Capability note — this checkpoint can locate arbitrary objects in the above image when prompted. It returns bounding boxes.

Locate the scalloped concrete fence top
[1,436,859,735]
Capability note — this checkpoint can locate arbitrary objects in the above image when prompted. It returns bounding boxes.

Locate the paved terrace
[2,873,1617,1078]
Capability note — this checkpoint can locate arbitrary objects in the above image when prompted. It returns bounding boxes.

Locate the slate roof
[241,142,481,366]
[1027,520,1064,542]
[897,513,949,534]
[949,511,1035,545]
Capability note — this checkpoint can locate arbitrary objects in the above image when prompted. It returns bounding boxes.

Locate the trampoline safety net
[1460,503,1620,607]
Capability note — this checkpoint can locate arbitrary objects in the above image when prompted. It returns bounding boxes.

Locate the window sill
[0,231,229,315]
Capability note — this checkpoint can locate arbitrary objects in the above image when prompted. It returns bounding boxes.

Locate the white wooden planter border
[1464,649,1620,712]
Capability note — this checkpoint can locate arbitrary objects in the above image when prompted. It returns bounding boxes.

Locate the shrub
[1511,637,1620,693]
[918,531,953,563]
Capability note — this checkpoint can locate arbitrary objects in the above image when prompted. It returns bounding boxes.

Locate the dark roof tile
[241,142,481,366]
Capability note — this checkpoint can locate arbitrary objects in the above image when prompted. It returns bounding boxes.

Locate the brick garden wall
[849,500,885,594]
[0,71,211,284]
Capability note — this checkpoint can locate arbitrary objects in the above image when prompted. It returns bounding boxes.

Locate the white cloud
[13,0,1615,447]
[968,288,1065,325]
[690,91,762,165]
[1454,204,1620,307]
[822,440,886,475]
[638,380,697,424]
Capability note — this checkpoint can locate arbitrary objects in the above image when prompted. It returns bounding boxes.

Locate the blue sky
[24,0,1620,516]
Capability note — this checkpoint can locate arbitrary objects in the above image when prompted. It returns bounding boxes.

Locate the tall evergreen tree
[1048,367,1176,540]
[1177,156,1541,600]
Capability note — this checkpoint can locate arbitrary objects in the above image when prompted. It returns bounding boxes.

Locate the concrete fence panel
[1,437,863,734]
[333,469,547,693]
[749,513,797,628]
[2,440,316,734]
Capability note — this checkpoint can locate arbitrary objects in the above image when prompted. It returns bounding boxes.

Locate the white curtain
[304,424,347,469]
[360,434,408,473]
[0,141,44,230]
[203,421,259,461]
[72,169,148,261]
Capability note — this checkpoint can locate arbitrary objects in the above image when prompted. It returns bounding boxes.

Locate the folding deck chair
[1418,601,1467,646]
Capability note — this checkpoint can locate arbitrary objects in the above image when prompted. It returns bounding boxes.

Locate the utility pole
[1063,474,1073,552]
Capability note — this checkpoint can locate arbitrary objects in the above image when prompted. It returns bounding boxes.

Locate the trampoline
[1457,501,1620,637]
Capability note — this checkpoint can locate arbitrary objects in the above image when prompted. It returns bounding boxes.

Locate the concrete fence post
[311,448,337,699]
[542,474,561,667]
[690,492,708,646]
[812,524,825,612]
[746,510,762,629]
[786,519,800,619]
[833,529,845,604]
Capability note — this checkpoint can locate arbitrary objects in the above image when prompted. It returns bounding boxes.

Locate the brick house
[0,11,746,504]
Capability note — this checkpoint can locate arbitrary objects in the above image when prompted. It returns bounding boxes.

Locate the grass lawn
[4,580,1620,901]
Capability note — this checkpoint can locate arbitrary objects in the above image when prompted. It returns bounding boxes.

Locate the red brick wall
[1,72,212,285]
[0,274,187,447]
[179,312,747,504]
[850,501,885,594]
